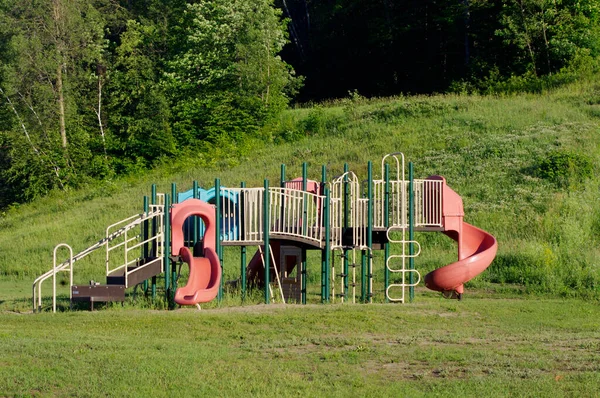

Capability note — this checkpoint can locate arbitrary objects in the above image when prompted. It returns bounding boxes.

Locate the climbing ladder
[385,227,422,302]
[328,171,373,302]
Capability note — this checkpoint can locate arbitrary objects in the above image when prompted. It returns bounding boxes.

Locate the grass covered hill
[2,79,600,300]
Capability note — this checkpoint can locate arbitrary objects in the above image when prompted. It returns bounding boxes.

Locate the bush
[534,151,593,188]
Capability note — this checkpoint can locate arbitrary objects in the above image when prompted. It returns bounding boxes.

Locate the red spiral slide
[171,199,221,306]
[424,177,498,298]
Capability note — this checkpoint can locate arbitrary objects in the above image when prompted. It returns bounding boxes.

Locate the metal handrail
[32,244,74,313]
[33,208,164,312]
[268,187,325,244]
[105,209,164,287]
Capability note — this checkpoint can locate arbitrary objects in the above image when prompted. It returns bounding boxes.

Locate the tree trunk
[518,0,537,76]
[56,63,67,150]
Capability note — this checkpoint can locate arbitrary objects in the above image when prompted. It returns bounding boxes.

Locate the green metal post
[409,162,415,302]
[240,182,247,303]
[324,186,331,303]
[302,163,308,304]
[263,179,270,304]
[164,193,171,303]
[280,164,286,236]
[367,161,373,303]
[302,162,308,235]
[151,185,157,300]
[193,180,199,246]
[361,250,366,303]
[143,196,149,293]
[384,164,390,302]
[343,163,349,300]
[215,178,223,302]
[170,183,177,304]
[321,165,327,303]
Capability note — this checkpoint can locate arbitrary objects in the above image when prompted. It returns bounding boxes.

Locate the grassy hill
[2,79,600,306]
[2,79,600,397]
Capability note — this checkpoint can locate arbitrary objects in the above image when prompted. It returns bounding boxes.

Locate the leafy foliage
[0,0,298,206]
[534,150,594,188]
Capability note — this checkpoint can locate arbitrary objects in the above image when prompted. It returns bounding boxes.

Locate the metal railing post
[240,182,247,303]
[151,185,157,300]
[367,161,373,303]
[263,179,270,304]
[215,178,223,302]
[384,164,390,302]
[409,162,415,302]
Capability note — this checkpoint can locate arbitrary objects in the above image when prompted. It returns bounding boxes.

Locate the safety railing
[413,179,443,227]
[32,203,165,312]
[220,187,264,244]
[105,205,165,287]
[268,187,325,245]
[373,180,408,229]
[32,244,74,313]
[330,171,367,250]
[219,187,325,246]
[373,179,443,230]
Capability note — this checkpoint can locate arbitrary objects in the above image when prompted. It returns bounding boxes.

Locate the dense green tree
[165,0,299,144]
[0,0,107,201]
[1,0,600,208]
[496,0,600,76]
[106,19,176,173]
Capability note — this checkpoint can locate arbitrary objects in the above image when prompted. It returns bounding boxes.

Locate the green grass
[1,297,599,397]
[2,77,600,396]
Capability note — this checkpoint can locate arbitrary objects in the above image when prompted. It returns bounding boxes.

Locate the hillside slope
[2,79,600,298]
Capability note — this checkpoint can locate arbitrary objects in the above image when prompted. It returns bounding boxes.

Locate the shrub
[534,151,593,188]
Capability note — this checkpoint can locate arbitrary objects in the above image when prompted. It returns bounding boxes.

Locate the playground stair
[71,257,163,309]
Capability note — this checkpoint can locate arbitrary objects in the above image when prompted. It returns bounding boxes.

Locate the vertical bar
[302,162,308,235]
[324,187,331,303]
[193,181,199,247]
[367,161,373,303]
[151,185,157,300]
[321,165,327,303]
[170,183,177,303]
[409,162,415,302]
[164,193,171,303]
[384,164,390,302]
[343,163,349,300]
[143,196,149,293]
[215,179,223,302]
[302,163,308,304]
[263,179,270,304]
[280,164,286,236]
[240,182,246,302]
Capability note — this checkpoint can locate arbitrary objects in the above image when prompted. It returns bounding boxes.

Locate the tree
[0,0,107,201]
[165,0,300,144]
[106,19,177,172]
[496,0,600,77]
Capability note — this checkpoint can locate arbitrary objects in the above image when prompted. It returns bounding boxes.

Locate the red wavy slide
[424,177,498,298]
[171,199,221,306]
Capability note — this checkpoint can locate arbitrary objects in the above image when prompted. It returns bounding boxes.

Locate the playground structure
[32,153,498,312]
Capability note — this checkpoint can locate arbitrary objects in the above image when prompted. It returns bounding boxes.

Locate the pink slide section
[171,199,221,306]
[424,176,498,298]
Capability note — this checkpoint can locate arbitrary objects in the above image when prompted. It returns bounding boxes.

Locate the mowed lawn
[1,295,599,397]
